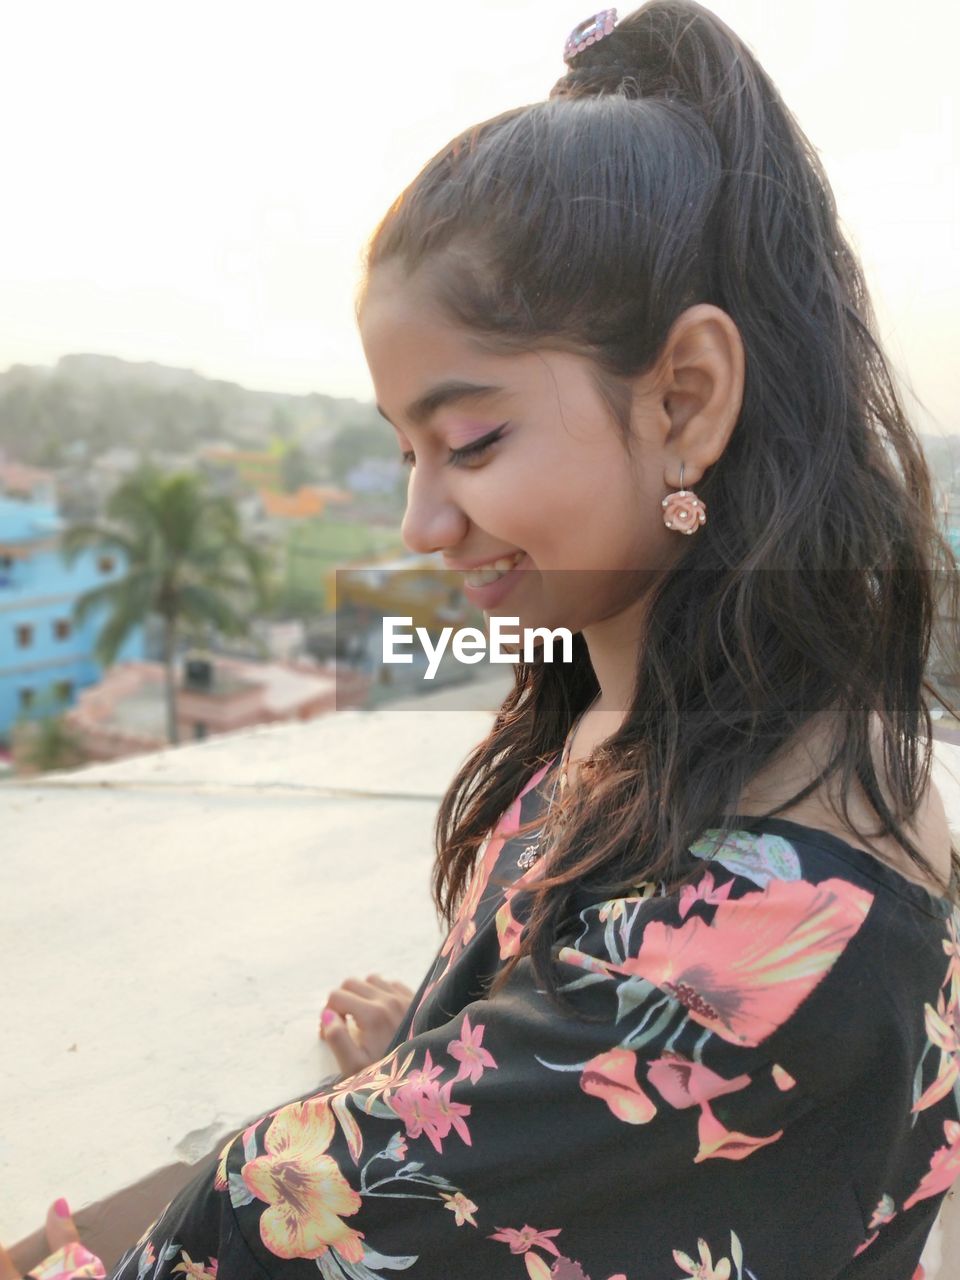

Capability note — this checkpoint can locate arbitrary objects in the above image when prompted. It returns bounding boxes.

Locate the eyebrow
[376,380,504,429]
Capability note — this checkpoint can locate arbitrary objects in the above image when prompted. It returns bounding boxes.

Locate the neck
[579,588,649,715]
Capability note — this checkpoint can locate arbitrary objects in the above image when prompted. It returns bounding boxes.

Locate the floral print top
[108,752,960,1280]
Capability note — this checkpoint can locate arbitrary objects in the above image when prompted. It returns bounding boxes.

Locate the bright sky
[1,1,957,433]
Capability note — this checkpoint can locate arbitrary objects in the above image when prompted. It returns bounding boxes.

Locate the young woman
[39,3,958,1278]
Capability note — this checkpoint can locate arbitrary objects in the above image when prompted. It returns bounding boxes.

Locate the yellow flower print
[241,1096,364,1264]
[214,1136,232,1191]
[171,1251,217,1280]
[598,899,627,922]
[771,1062,797,1091]
[943,914,960,987]
[915,985,960,1112]
[134,1221,156,1249]
[672,1236,732,1279]
[440,1191,479,1227]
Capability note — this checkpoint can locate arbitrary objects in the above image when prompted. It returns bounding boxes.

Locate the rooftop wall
[4,675,959,1274]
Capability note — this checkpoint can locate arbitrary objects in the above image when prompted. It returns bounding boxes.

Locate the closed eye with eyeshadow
[400,423,509,468]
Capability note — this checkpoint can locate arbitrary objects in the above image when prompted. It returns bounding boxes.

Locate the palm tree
[12,689,89,775]
[60,463,275,745]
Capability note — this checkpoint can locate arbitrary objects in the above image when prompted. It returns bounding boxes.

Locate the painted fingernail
[54,1198,71,1219]
[321,1008,335,1029]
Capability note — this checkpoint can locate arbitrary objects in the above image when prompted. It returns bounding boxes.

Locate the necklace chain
[517,694,601,870]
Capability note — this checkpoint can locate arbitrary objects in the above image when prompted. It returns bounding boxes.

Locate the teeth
[464,550,524,587]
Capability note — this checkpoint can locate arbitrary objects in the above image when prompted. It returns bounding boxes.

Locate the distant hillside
[1,351,953,487]
[0,354,382,467]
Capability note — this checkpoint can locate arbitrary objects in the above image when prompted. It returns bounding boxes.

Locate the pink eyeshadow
[446,421,497,448]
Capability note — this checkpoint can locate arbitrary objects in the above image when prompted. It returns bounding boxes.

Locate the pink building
[62,654,371,762]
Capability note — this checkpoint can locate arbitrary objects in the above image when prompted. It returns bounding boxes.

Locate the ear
[654,303,746,483]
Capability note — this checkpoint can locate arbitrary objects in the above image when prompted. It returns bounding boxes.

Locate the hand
[319,973,416,1076]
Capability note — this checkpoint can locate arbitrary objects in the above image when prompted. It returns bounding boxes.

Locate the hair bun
[554,59,644,99]
[549,2,712,109]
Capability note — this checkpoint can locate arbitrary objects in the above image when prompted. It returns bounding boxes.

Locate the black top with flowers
[108,753,960,1280]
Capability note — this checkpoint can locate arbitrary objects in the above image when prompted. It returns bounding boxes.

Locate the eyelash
[400,423,508,469]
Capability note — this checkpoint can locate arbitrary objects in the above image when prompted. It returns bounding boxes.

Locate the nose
[399,466,469,556]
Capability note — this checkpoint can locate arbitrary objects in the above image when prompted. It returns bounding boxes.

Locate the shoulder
[861,714,954,894]
[563,833,879,1052]
[759,711,955,898]
[914,771,953,873]
[564,820,953,1073]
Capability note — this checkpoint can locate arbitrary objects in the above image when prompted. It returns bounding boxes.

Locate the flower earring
[661,461,707,535]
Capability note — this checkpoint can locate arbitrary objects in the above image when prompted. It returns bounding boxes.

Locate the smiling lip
[443,550,524,571]
[460,552,529,608]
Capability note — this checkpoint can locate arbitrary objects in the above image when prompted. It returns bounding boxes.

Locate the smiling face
[358,261,688,646]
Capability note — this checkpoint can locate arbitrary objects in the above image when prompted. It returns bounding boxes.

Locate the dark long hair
[354,0,960,1016]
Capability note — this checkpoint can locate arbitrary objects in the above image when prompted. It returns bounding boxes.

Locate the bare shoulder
[906,772,954,886]
[733,710,955,897]
[845,716,954,896]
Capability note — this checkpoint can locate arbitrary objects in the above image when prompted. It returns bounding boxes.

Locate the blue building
[0,485,145,740]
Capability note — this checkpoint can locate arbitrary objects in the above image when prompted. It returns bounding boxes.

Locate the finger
[325,992,399,1050]
[44,1199,80,1252]
[319,1009,368,1075]
[325,989,389,1027]
[365,974,413,996]
[339,976,386,1000]
[365,973,394,990]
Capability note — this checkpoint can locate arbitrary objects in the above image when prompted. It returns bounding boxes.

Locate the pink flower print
[771,1062,797,1091]
[29,1242,107,1280]
[915,987,960,1112]
[853,1231,880,1258]
[489,1225,563,1256]
[579,1048,657,1124]
[646,1049,751,1109]
[448,1013,498,1084]
[405,1048,444,1093]
[416,786,531,1023]
[694,1098,784,1162]
[496,890,526,960]
[388,1078,472,1154]
[903,1118,960,1210]
[383,1131,408,1162]
[433,1079,473,1147]
[439,1191,478,1227]
[677,869,734,921]
[610,875,873,1047]
[388,1082,434,1143]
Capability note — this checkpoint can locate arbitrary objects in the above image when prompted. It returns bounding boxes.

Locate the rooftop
[4,667,959,1277]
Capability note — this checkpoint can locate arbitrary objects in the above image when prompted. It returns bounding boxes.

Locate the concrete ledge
[2,698,514,1251]
[4,686,960,1276]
